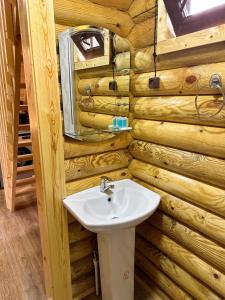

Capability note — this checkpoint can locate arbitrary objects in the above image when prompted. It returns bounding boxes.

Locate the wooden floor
[0,189,46,300]
[0,189,160,300]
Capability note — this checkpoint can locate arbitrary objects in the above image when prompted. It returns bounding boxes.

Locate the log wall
[56,21,133,299]
[128,2,225,298]
[54,1,225,299]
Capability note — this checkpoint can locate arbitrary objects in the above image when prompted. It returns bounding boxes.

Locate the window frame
[163,0,225,36]
[157,0,225,55]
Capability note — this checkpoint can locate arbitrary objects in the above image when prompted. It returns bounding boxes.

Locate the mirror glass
[59,25,131,141]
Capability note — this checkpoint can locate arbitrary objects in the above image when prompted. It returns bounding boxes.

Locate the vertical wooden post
[18,0,72,299]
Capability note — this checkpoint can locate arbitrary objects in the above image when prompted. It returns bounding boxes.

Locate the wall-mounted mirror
[59,25,131,141]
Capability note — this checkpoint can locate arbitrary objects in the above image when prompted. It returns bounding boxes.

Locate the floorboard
[0,189,46,300]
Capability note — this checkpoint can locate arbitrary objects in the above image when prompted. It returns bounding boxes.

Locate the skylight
[189,0,225,15]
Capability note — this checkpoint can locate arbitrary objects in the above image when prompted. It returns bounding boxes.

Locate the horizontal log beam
[80,96,129,116]
[64,132,132,159]
[79,112,113,130]
[129,160,225,217]
[145,205,225,273]
[136,236,220,300]
[65,150,131,181]
[128,0,156,23]
[78,75,130,96]
[115,52,130,71]
[88,0,133,11]
[131,42,225,73]
[54,0,134,37]
[132,96,225,127]
[135,268,171,300]
[132,119,225,159]
[137,223,225,297]
[70,236,97,263]
[72,272,95,298]
[131,62,225,96]
[66,168,131,196]
[113,34,130,53]
[128,18,154,49]
[68,222,93,244]
[129,140,225,188]
[135,251,192,300]
[71,255,94,282]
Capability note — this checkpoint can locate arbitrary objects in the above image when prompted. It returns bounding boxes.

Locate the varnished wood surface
[0,190,45,300]
[83,280,165,300]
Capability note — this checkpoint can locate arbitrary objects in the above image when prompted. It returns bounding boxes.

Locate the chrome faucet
[100,176,114,196]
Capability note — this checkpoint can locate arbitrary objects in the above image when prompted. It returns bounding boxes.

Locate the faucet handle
[100,176,112,182]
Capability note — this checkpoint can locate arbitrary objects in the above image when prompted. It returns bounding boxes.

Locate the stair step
[18,124,30,131]
[16,183,36,196]
[17,165,34,175]
[16,176,35,186]
[18,139,32,148]
[17,153,33,162]
[19,104,28,111]
[20,83,26,88]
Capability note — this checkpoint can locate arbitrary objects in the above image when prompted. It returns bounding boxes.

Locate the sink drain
[112,216,118,219]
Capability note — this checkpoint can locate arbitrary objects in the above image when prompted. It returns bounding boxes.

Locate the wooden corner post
[17,0,72,299]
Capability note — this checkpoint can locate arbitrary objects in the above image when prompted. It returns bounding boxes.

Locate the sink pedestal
[97,227,135,300]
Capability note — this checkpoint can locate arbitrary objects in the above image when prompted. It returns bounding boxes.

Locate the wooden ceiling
[54,0,134,37]
[88,0,133,11]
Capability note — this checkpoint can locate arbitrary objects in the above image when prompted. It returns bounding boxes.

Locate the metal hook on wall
[195,74,225,118]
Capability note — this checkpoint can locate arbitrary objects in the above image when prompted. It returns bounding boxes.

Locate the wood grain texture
[129,160,225,217]
[158,23,225,55]
[0,191,45,300]
[68,222,94,244]
[129,140,225,188]
[78,75,130,96]
[136,251,193,300]
[132,42,225,73]
[79,112,114,130]
[18,0,72,299]
[135,269,172,300]
[136,236,221,300]
[113,34,130,53]
[132,120,225,159]
[147,207,225,273]
[72,272,95,299]
[128,0,156,23]
[128,18,155,49]
[138,223,225,298]
[66,168,131,196]
[115,52,131,71]
[64,132,132,159]
[88,0,133,11]
[71,255,94,282]
[80,96,129,116]
[132,96,225,126]
[70,236,97,263]
[54,0,134,37]
[131,62,225,96]
[65,150,131,181]
[134,180,225,273]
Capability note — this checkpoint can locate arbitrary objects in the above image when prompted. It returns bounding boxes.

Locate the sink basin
[63,179,160,232]
[63,179,160,300]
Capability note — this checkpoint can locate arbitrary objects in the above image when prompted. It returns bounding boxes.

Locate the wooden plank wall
[128,1,225,299]
[0,1,16,210]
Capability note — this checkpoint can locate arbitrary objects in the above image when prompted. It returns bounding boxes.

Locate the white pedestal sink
[64,179,160,300]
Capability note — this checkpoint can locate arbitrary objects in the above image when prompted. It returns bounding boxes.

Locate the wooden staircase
[0,0,36,211]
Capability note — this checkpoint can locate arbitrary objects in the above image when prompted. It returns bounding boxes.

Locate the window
[163,0,225,36]
[71,28,104,60]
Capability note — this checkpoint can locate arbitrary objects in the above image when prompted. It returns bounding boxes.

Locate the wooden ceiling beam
[87,0,133,11]
[53,0,134,37]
